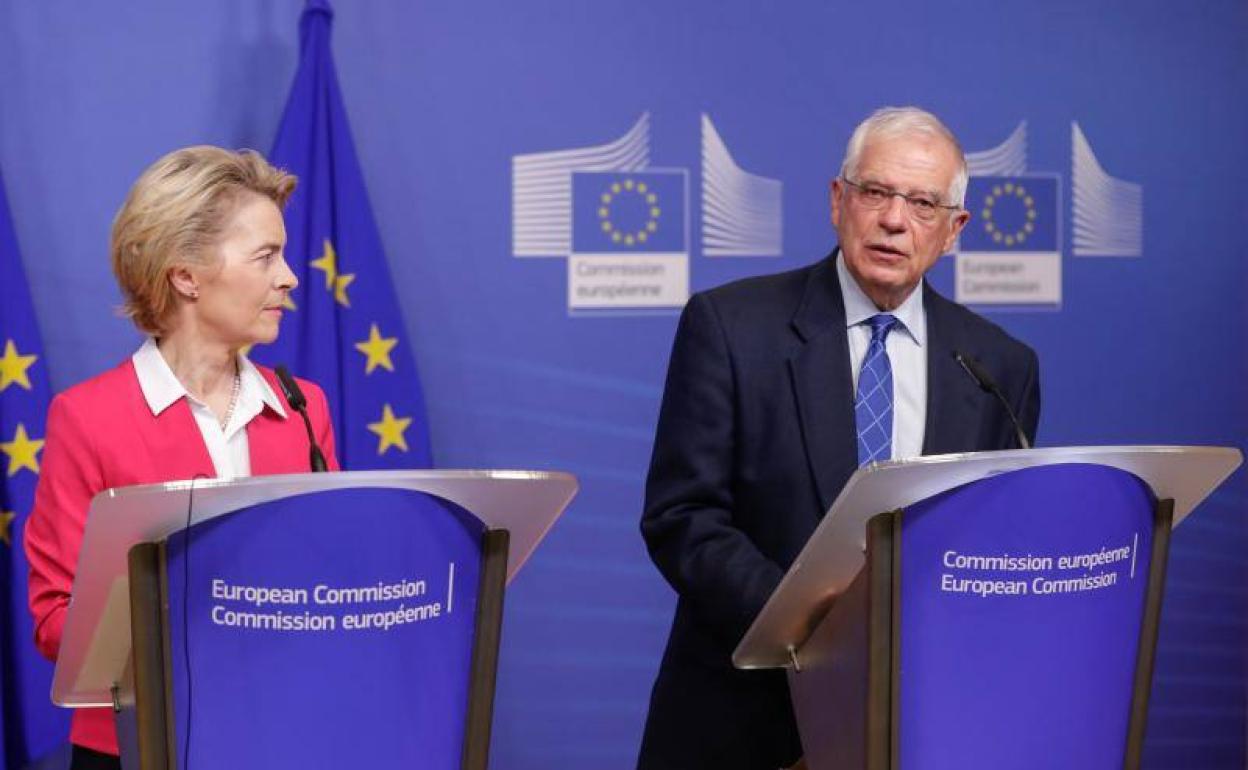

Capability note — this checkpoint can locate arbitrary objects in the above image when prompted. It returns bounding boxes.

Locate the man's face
[831,132,969,310]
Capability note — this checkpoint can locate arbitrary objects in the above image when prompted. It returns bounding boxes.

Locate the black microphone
[953,351,1031,450]
[274,365,329,472]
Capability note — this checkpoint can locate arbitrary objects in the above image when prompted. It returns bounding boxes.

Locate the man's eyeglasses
[841,177,961,223]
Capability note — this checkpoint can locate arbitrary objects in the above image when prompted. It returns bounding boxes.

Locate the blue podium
[50,470,578,770]
[734,447,1241,770]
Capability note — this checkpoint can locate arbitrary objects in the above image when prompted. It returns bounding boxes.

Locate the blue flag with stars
[571,171,688,254]
[0,172,67,768]
[960,175,1059,253]
[255,0,432,469]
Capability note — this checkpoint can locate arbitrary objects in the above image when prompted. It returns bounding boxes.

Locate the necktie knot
[866,313,899,342]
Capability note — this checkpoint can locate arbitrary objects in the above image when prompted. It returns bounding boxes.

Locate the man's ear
[830,178,845,232]
[942,209,971,254]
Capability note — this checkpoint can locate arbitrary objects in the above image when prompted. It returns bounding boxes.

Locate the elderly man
[638,107,1040,769]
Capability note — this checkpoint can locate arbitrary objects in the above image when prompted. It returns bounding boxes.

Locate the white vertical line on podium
[1130,533,1139,579]
[447,562,456,613]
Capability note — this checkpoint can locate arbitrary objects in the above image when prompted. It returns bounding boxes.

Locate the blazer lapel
[247,367,302,476]
[148,400,217,480]
[247,408,297,476]
[788,256,859,514]
[114,360,216,480]
[921,284,983,455]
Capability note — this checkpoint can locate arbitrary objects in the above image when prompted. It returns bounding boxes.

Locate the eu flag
[255,0,432,469]
[960,175,1059,253]
[0,173,67,767]
[571,171,688,254]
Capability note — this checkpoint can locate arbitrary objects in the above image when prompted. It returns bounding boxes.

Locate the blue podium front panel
[165,487,485,769]
[898,463,1155,769]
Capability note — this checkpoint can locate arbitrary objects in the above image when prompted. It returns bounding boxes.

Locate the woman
[25,146,339,769]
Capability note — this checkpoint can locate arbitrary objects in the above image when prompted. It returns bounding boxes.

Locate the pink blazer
[24,359,339,755]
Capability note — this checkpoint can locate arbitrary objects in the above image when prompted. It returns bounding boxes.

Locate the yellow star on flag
[0,339,38,392]
[367,404,411,455]
[354,324,398,374]
[309,239,355,307]
[0,510,15,547]
[333,272,354,307]
[310,238,339,289]
[282,294,298,311]
[1,423,45,477]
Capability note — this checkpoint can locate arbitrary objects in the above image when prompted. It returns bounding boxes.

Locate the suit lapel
[248,367,301,476]
[120,360,217,480]
[788,256,859,514]
[149,400,217,479]
[922,284,983,455]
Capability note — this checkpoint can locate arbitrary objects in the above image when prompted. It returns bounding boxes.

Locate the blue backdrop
[0,1,1244,768]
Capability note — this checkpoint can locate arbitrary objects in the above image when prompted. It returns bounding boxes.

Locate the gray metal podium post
[733,446,1241,770]
[48,470,578,769]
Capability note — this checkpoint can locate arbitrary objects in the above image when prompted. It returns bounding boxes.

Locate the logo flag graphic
[956,174,1062,306]
[567,171,689,311]
[961,176,1058,253]
[256,0,432,468]
[514,116,790,312]
[512,114,651,258]
[0,171,67,768]
[572,171,686,254]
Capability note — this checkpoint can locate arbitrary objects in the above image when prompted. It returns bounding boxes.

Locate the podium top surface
[53,469,577,707]
[733,445,1242,669]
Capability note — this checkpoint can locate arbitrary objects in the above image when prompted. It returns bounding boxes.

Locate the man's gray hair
[839,106,969,207]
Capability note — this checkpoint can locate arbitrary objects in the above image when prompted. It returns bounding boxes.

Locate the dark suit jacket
[638,253,1040,770]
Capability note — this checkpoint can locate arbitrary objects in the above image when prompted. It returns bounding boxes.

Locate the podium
[733,446,1241,770]
[51,470,578,769]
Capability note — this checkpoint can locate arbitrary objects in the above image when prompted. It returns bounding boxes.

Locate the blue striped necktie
[855,314,899,466]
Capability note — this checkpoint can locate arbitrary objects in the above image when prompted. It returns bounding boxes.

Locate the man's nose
[878,193,908,231]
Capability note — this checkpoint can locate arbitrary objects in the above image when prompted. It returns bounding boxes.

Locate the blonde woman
[25,146,339,768]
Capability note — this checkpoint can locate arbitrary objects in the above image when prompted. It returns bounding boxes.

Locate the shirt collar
[835,250,927,346]
[239,355,287,419]
[132,338,287,419]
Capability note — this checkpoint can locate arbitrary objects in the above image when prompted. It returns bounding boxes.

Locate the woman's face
[191,192,297,348]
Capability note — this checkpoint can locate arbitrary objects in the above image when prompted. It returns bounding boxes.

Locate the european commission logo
[957,175,1061,305]
[568,170,689,310]
[512,113,782,314]
[955,121,1143,308]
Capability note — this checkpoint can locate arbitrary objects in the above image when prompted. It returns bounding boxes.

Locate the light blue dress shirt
[836,252,928,460]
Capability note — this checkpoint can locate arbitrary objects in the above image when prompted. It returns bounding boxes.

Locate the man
[638,107,1040,769]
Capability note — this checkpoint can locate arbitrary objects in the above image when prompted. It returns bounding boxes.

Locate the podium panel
[149,487,494,769]
[738,447,1238,770]
[50,470,577,770]
[898,463,1156,769]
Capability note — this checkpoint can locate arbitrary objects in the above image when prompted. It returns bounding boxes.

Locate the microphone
[274,365,329,472]
[953,351,1031,450]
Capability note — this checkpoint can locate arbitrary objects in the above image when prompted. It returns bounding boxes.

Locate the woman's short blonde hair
[110,146,297,334]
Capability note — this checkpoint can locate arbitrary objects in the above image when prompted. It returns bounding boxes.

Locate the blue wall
[1,1,1245,767]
